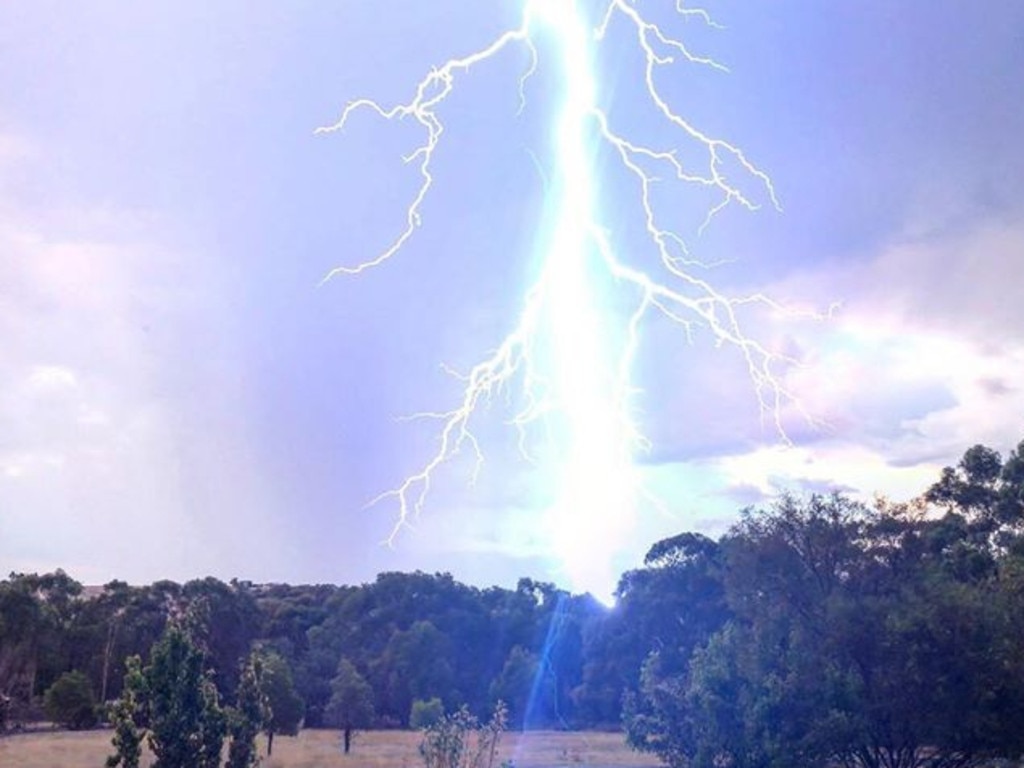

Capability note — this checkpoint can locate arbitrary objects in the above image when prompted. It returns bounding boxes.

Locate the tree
[227,653,269,768]
[182,578,261,699]
[487,646,538,727]
[259,651,304,755]
[326,658,374,754]
[926,441,1024,533]
[0,574,43,720]
[44,670,97,729]
[372,619,454,725]
[0,570,84,720]
[106,656,146,768]
[145,622,226,768]
[197,679,227,768]
[614,533,728,738]
[628,494,1024,768]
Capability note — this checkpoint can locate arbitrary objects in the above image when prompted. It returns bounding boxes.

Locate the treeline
[3,438,1024,766]
[0,568,614,731]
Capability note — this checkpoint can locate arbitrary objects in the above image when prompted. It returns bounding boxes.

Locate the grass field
[0,728,662,768]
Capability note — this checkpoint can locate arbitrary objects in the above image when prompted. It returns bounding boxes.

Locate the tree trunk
[27,656,36,704]
[101,620,117,704]
[267,730,274,756]
[344,727,352,754]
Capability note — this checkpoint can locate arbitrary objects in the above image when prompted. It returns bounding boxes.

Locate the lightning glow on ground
[319,1,813,601]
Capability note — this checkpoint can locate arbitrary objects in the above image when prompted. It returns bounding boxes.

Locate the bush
[410,697,445,730]
[419,702,507,768]
[44,671,98,729]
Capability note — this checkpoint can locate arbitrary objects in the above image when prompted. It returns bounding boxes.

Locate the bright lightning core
[319,1,806,602]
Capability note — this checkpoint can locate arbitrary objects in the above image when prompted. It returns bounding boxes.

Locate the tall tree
[0,570,84,718]
[372,620,454,724]
[226,653,268,768]
[259,651,304,756]
[106,656,146,768]
[0,574,44,717]
[145,622,226,768]
[926,441,1024,534]
[326,658,374,754]
[601,533,727,730]
[488,646,538,727]
[182,578,261,699]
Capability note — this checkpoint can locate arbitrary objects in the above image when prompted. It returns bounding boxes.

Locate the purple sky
[3,1,1024,594]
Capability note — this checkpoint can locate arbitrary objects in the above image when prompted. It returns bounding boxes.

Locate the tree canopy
[626,483,1024,768]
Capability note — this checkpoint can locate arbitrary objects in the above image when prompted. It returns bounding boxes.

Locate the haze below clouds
[2,1,1023,594]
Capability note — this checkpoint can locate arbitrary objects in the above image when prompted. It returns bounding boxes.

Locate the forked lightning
[318,0,813,600]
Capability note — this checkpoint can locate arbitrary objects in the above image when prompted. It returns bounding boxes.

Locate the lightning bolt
[318,1,816,601]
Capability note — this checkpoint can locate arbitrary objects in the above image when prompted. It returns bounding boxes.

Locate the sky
[2,1,1024,598]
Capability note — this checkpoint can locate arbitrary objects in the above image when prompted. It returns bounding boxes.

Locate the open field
[0,728,662,768]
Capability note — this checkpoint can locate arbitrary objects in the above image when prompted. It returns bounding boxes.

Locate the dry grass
[0,728,661,768]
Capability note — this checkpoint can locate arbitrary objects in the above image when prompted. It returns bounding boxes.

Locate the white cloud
[789,212,1024,449]
[26,364,78,392]
[0,205,188,571]
[0,129,288,583]
[614,205,1024,561]
[667,209,1024,510]
[715,443,939,505]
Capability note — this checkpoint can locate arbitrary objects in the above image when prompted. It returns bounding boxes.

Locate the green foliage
[487,647,537,726]
[326,657,374,753]
[198,678,227,768]
[926,440,1024,532]
[419,701,507,768]
[375,620,454,724]
[0,570,83,717]
[600,533,727,730]
[226,653,269,768]
[258,651,304,755]
[326,657,374,727]
[43,670,97,729]
[410,697,446,730]
[182,578,262,699]
[145,623,225,768]
[626,492,1024,768]
[298,571,578,727]
[106,656,145,768]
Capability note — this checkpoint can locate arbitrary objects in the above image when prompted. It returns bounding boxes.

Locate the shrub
[410,697,445,730]
[419,701,507,768]
[44,670,98,730]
